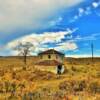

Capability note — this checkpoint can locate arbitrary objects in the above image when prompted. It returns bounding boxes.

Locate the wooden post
[91,43,94,62]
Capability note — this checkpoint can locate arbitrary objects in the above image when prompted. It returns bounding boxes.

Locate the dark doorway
[57,64,62,74]
[48,55,51,59]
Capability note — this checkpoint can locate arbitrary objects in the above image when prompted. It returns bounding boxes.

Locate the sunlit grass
[0,57,100,100]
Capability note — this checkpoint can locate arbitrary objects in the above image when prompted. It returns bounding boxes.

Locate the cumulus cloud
[1,29,78,55]
[92,2,99,8]
[7,31,70,48]
[5,31,70,54]
[0,0,83,33]
[55,41,78,51]
[6,28,77,47]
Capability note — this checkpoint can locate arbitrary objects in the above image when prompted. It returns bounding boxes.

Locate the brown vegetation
[0,57,100,100]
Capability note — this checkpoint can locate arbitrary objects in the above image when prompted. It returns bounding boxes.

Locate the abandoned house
[35,49,65,74]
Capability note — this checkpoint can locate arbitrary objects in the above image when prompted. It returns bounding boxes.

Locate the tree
[14,42,34,65]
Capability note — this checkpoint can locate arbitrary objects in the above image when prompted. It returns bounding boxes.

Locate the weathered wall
[35,65,64,74]
[38,54,64,63]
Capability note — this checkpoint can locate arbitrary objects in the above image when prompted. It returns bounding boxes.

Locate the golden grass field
[0,56,100,100]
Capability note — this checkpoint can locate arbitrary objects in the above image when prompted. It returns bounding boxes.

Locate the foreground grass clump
[88,81,100,94]
[59,80,87,93]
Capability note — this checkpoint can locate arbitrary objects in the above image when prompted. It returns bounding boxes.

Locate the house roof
[38,49,64,56]
[35,60,63,66]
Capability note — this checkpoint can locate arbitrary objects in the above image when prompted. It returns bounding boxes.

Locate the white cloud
[70,1,100,23]
[78,8,84,16]
[49,17,63,26]
[78,7,92,17]
[92,2,99,8]
[7,31,70,47]
[85,7,91,15]
[4,30,73,55]
[65,54,93,58]
[0,28,79,55]
[73,33,100,42]
[55,41,78,51]
[0,0,82,33]
[70,7,86,23]
[66,53,100,58]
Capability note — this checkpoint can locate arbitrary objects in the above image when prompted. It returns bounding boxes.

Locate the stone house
[35,49,65,73]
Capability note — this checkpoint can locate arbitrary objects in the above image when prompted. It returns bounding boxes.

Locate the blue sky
[0,0,100,57]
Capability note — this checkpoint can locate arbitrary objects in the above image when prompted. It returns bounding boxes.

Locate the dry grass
[0,56,100,100]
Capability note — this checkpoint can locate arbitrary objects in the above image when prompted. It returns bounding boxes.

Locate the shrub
[0,83,3,93]
[0,70,4,76]
[8,95,18,100]
[31,91,41,100]
[22,92,34,100]
[59,81,72,92]
[73,80,87,92]
[71,66,76,71]
[53,90,64,100]
[96,72,100,78]
[88,81,100,94]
